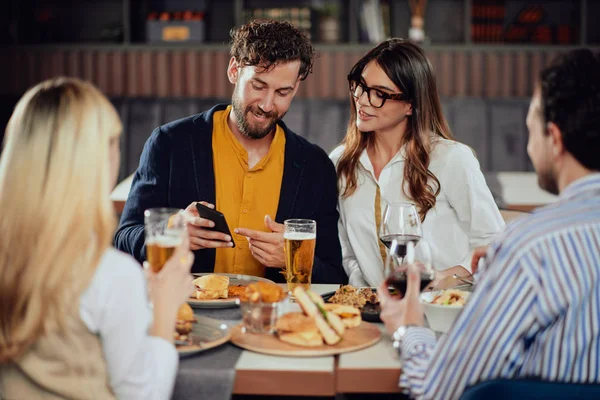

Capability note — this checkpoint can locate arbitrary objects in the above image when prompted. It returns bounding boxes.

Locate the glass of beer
[283,219,316,292]
[144,208,186,273]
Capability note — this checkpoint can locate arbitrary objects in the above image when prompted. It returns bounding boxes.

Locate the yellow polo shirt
[212,106,285,277]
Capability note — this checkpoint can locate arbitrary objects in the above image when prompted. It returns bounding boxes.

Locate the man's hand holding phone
[183,202,234,250]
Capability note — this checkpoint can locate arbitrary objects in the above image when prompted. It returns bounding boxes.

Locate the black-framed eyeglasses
[347,76,409,108]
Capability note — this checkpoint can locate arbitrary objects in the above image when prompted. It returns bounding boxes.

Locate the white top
[330,138,505,287]
[79,248,178,400]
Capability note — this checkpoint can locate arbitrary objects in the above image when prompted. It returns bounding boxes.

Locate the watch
[392,325,418,352]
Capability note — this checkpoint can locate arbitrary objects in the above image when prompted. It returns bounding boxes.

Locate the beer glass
[144,208,186,273]
[283,219,316,292]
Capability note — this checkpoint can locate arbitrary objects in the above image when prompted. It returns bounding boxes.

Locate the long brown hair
[0,78,122,362]
[337,38,453,221]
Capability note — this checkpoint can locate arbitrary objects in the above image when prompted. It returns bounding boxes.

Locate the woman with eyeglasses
[330,39,504,287]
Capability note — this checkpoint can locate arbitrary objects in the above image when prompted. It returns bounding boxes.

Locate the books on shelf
[472,0,578,44]
[471,1,506,43]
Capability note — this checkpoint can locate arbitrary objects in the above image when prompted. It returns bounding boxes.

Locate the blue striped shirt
[400,173,600,399]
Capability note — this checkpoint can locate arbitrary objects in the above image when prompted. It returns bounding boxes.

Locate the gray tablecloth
[171,307,243,400]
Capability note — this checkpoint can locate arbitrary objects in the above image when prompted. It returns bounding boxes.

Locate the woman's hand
[378,264,425,335]
[471,246,488,273]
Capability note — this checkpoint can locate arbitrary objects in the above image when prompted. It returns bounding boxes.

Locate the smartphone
[195,202,235,248]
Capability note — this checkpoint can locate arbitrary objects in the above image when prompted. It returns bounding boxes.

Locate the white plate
[177,315,231,357]
[187,273,276,309]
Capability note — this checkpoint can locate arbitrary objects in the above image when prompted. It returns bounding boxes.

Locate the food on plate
[227,284,247,298]
[328,285,367,308]
[192,274,229,299]
[272,287,363,348]
[431,289,470,306]
[275,312,323,347]
[239,281,286,303]
[175,303,196,341]
[359,287,379,304]
[323,304,362,328]
[327,285,380,309]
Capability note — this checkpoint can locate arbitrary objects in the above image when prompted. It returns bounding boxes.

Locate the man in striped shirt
[378,49,600,399]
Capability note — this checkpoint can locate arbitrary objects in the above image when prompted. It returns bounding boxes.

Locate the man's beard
[231,95,280,140]
[537,165,559,195]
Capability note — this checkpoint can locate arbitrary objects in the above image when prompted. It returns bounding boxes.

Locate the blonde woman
[0,78,193,399]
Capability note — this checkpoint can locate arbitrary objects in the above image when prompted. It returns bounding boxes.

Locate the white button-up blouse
[330,138,505,287]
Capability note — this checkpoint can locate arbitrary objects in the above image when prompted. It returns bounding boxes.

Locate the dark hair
[230,20,315,81]
[541,49,600,171]
[337,38,453,221]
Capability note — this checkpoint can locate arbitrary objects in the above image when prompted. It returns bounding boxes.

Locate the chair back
[460,379,600,400]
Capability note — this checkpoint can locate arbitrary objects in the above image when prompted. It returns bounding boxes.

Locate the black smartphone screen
[195,202,235,248]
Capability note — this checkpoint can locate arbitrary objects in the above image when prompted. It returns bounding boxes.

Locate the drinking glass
[283,219,316,292]
[144,208,186,273]
[384,238,435,297]
[379,202,423,263]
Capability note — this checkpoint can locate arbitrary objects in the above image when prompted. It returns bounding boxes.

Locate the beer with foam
[283,220,316,291]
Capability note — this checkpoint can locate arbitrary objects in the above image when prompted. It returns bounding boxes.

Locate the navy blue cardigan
[114,104,347,284]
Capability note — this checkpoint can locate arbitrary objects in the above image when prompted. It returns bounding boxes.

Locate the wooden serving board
[230,321,381,357]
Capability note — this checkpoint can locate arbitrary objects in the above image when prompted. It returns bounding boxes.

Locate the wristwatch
[392,325,418,352]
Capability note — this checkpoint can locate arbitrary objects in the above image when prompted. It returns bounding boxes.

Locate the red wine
[386,270,433,296]
[380,234,421,258]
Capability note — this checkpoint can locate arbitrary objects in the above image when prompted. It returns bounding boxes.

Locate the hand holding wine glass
[384,238,435,298]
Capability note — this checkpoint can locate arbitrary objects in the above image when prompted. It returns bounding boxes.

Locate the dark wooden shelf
[2,0,598,100]
[3,43,598,100]
[5,43,598,52]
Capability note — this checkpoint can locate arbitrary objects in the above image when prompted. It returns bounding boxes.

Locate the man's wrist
[392,324,420,352]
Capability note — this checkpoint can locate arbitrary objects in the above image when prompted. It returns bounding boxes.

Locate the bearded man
[115,20,346,283]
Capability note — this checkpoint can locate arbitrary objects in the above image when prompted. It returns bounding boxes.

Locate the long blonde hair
[337,39,453,221]
[0,78,122,362]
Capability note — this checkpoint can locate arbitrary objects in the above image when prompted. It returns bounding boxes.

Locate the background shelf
[3,0,599,46]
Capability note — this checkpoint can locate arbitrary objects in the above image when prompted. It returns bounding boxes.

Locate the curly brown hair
[230,20,315,81]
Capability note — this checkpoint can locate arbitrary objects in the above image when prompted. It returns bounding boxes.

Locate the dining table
[172,284,403,400]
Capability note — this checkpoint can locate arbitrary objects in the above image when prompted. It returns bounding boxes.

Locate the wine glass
[384,238,435,297]
[379,202,423,264]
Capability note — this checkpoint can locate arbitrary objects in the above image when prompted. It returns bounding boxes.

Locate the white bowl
[420,291,465,333]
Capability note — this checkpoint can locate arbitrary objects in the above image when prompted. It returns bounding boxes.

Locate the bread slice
[276,312,317,333]
[341,315,361,328]
[276,312,323,347]
[323,304,362,328]
[294,287,341,345]
[192,275,229,299]
[323,303,360,318]
[307,291,345,336]
[278,331,323,347]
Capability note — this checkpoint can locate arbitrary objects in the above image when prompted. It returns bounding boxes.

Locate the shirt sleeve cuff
[402,327,437,357]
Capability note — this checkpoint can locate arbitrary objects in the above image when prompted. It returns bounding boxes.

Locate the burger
[274,287,363,348]
[323,304,362,328]
[275,312,323,347]
[175,303,196,342]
